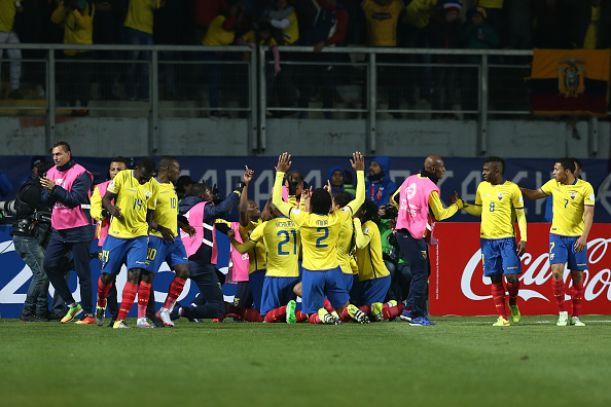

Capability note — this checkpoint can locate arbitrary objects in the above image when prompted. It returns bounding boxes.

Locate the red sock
[242,308,263,322]
[137,281,152,319]
[552,278,566,312]
[308,313,321,324]
[263,306,287,323]
[340,308,351,322]
[117,282,138,321]
[570,281,584,317]
[295,310,307,322]
[397,303,405,313]
[383,304,401,320]
[97,277,113,308]
[323,298,333,313]
[506,280,520,306]
[491,283,508,319]
[163,277,186,310]
[359,305,371,315]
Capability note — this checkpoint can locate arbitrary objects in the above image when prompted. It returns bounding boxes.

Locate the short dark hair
[568,157,582,170]
[311,188,331,214]
[158,156,178,170]
[556,158,576,173]
[190,182,211,197]
[361,199,380,224]
[50,141,71,153]
[484,156,505,175]
[110,156,129,167]
[333,191,353,208]
[137,158,156,175]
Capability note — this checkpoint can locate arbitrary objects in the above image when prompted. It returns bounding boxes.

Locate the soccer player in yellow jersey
[521,159,595,327]
[97,159,165,329]
[353,200,402,322]
[463,157,527,327]
[90,157,127,325]
[145,158,196,328]
[272,152,366,325]
[230,202,308,324]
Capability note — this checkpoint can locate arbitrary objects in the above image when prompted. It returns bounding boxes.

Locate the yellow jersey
[250,217,300,278]
[0,0,17,32]
[107,170,158,239]
[464,181,527,241]
[272,170,365,271]
[124,0,161,35]
[240,220,266,272]
[540,179,595,237]
[51,2,95,55]
[362,0,404,47]
[150,181,179,239]
[337,217,356,275]
[90,183,104,222]
[202,15,235,46]
[478,0,503,8]
[354,219,390,281]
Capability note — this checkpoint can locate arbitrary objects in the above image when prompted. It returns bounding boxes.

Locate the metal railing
[0,44,600,155]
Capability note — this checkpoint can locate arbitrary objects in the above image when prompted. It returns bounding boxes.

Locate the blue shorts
[301,267,349,314]
[145,236,189,273]
[101,235,149,276]
[260,276,300,315]
[357,275,391,305]
[481,238,521,277]
[249,269,266,312]
[549,234,588,271]
[341,272,355,293]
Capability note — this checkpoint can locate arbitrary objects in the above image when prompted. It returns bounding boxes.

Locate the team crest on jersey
[569,191,577,200]
[497,193,504,201]
[145,191,152,199]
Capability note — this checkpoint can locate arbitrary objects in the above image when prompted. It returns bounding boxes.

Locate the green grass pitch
[2,316,611,407]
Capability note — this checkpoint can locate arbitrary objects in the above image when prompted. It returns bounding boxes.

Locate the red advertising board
[429,223,611,316]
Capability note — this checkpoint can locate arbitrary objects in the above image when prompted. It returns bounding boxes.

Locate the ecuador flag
[530,49,610,117]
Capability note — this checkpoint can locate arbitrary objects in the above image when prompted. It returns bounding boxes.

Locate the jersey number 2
[316,227,329,248]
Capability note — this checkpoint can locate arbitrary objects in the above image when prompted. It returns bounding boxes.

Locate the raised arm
[272,153,296,219]
[346,152,366,214]
[238,165,254,226]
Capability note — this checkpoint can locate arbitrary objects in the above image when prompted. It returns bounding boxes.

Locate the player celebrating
[96,159,164,329]
[272,152,366,325]
[462,157,527,327]
[90,157,128,325]
[521,159,595,327]
[146,157,195,328]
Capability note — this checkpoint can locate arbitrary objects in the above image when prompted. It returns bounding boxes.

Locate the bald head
[424,155,446,180]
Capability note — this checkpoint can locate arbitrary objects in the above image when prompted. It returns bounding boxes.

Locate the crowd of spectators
[1,0,610,114]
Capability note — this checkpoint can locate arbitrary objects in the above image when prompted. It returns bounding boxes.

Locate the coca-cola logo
[461,238,611,302]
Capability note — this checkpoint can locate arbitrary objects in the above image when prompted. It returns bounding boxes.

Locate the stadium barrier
[430,223,611,316]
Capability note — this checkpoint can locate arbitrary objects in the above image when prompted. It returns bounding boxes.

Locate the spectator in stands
[192,0,226,42]
[295,0,349,119]
[365,156,396,208]
[584,0,602,49]
[123,0,164,100]
[266,0,299,45]
[51,0,95,116]
[342,170,356,196]
[476,0,504,46]
[428,0,463,114]
[202,0,241,117]
[328,166,346,196]
[0,0,23,98]
[362,0,405,117]
[464,7,500,50]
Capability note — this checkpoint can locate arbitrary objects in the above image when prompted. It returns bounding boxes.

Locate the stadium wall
[0,117,608,158]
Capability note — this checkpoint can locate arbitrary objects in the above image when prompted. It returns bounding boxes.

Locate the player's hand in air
[243,165,254,186]
[574,235,587,252]
[516,240,527,256]
[350,152,364,171]
[276,152,292,173]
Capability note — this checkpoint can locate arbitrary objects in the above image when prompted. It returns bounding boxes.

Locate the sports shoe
[371,302,384,322]
[136,318,155,328]
[347,304,369,324]
[286,300,297,324]
[399,309,413,322]
[409,316,435,326]
[330,310,342,325]
[509,304,521,324]
[156,308,174,327]
[75,316,96,325]
[556,311,569,327]
[113,320,129,329]
[317,308,338,325]
[492,316,510,327]
[570,316,586,327]
[95,306,106,326]
[61,304,83,324]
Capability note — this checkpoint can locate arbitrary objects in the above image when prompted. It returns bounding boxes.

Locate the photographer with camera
[0,158,60,321]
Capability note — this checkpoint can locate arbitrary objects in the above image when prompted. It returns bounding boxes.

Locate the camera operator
[0,158,65,321]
